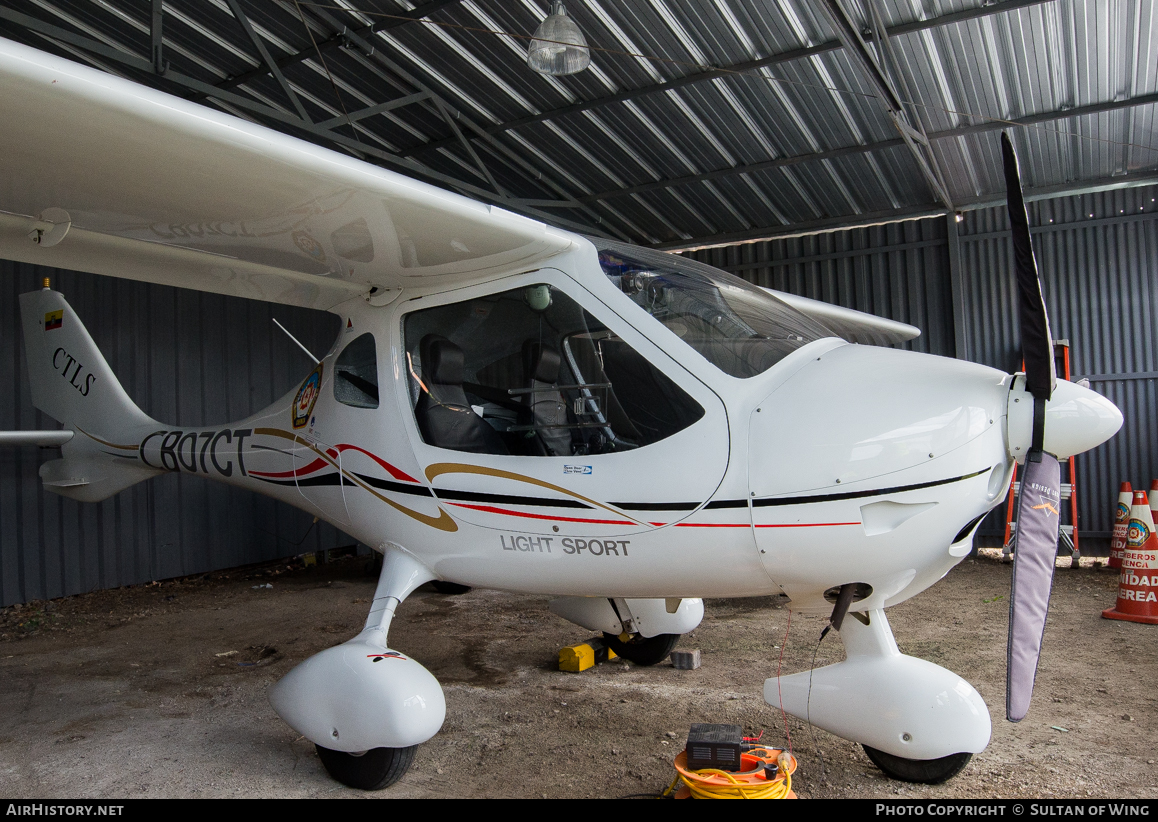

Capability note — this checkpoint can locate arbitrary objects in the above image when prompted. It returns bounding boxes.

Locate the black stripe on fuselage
[612,501,701,511]
[251,467,991,514]
[356,474,434,497]
[252,474,352,488]
[612,499,746,511]
[752,468,992,508]
[432,488,590,509]
[250,473,432,495]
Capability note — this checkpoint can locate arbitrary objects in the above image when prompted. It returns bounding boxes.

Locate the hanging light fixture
[528,2,590,76]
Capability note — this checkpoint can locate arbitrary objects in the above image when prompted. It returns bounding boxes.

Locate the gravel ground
[0,548,1153,799]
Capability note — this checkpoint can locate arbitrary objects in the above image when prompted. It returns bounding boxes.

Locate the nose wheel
[315,744,417,790]
[862,745,972,784]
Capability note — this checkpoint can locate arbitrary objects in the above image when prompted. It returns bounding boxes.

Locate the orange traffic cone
[1108,482,1132,569]
[1102,490,1158,624]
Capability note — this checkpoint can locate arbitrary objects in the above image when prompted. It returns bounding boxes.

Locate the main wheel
[431,581,471,595]
[602,632,680,666]
[862,745,972,784]
[315,744,417,790]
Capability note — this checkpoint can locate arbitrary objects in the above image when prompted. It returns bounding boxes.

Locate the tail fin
[20,286,161,501]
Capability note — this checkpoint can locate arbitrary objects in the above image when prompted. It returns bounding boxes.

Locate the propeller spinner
[1001,131,1063,723]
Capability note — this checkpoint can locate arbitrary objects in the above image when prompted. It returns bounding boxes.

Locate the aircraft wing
[0,38,574,311]
[766,290,921,346]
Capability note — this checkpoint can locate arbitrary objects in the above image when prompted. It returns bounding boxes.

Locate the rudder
[20,285,161,501]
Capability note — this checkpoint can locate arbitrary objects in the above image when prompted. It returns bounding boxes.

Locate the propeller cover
[1006,451,1061,722]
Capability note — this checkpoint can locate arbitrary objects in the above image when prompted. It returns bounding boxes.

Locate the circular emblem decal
[293,364,323,429]
[292,230,327,263]
[1127,518,1151,549]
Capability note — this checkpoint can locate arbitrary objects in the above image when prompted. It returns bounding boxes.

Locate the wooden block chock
[558,637,618,672]
[671,649,701,670]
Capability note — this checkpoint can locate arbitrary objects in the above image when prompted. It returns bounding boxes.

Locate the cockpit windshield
[592,239,834,379]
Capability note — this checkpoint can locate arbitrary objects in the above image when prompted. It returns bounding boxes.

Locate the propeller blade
[1002,130,1063,722]
[1000,132,1056,402]
[1006,452,1061,722]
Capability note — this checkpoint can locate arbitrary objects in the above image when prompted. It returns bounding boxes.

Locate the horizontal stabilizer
[39,457,161,502]
[0,430,73,446]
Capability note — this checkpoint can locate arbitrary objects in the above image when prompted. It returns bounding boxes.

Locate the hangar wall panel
[688,217,956,357]
[690,184,1158,545]
[958,185,1158,546]
[0,263,349,608]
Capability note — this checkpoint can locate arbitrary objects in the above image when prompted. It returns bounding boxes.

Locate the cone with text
[1107,482,1132,569]
[1102,490,1158,624]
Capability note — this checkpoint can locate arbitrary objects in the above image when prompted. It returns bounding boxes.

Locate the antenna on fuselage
[272,318,320,365]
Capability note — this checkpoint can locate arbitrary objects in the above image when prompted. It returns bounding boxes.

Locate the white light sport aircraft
[0,38,1122,790]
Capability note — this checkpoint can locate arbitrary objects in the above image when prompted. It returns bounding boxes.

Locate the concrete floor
[0,549,1153,799]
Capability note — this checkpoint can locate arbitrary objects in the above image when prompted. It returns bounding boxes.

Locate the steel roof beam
[656,169,1158,251]
[579,90,1158,204]
[299,4,622,237]
[0,5,605,235]
[300,7,609,232]
[816,0,953,209]
[150,0,165,74]
[403,0,1051,159]
[314,91,430,129]
[0,4,611,235]
[225,0,311,123]
[953,170,1158,212]
[212,0,464,94]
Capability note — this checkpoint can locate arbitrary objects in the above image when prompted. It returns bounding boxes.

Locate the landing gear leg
[271,547,445,791]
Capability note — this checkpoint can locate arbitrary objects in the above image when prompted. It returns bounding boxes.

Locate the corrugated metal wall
[690,183,1158,545]
[958,185,1158,546]
[689,216,957,357]
[1,263,349,608]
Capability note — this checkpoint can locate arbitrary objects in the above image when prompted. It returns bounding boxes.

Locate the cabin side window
[403,284,704,457]
[333,332,380,409]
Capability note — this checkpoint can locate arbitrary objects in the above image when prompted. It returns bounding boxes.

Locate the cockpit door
[395,269,729,539]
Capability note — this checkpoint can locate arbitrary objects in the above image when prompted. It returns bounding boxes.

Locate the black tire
[602,632,680,666]
[431,581,471,595]
[862,745,972,785]
[315,744,417,790]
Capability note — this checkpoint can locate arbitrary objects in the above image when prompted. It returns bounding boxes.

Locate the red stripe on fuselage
[335,444,419,483]
[644,521,859,528]
[756,522,859,528]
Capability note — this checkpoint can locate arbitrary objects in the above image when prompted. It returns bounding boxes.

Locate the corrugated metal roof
[0,0,1155,247]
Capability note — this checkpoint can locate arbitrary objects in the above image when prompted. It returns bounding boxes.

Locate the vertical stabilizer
[19,287,161,500]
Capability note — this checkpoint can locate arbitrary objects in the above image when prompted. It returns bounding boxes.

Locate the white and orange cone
[1108,481,1132,569]
[1102,490,1158,624]
[1150,479,1158,528]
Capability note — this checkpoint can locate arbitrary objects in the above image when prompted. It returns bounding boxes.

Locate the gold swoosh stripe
[424,462,644,526]
[77,427,139,451]
[253,428,457,533]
